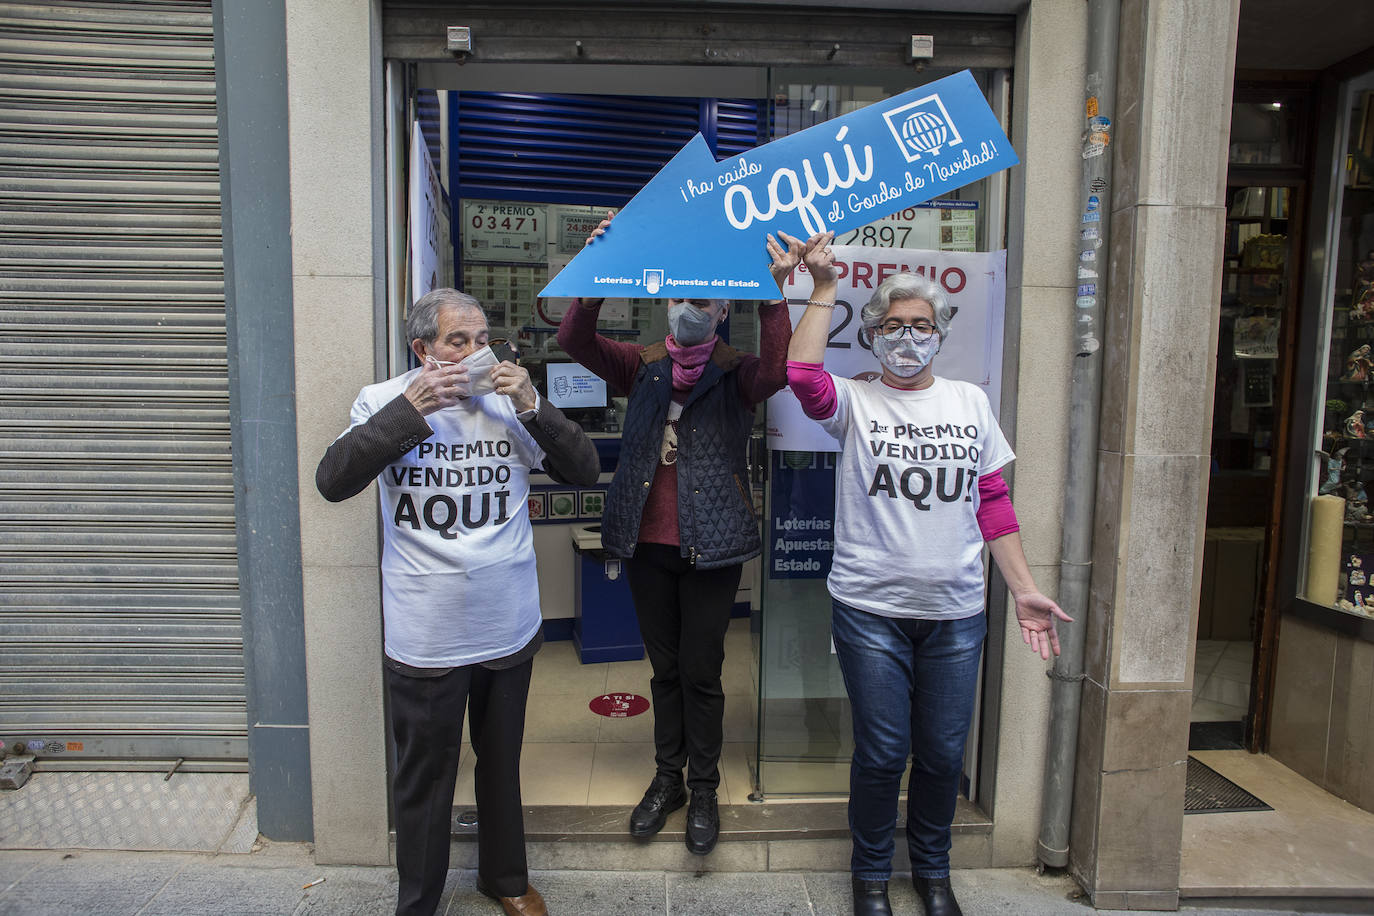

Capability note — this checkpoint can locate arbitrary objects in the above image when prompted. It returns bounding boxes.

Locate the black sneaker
[684,788,719,855]
[851,876,892,916]
[628,775,686,837]
[912,875,963,916]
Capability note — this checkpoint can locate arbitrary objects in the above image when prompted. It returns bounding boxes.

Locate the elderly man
[317,288,599,916]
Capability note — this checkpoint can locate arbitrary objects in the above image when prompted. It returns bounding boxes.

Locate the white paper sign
[462,199,548,263]
[546,362,608,409]
[765,245,1006,451]
[408,121,443,301]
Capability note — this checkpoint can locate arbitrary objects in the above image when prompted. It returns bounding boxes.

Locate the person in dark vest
[317,288,600,916]
[558,215,816,854]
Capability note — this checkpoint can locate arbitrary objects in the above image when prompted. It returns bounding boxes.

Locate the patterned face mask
[871,332,940,377]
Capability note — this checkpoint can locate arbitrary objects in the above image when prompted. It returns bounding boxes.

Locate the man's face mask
[871,333,941,378]
[427,344,499,398]
[667,301,719,346]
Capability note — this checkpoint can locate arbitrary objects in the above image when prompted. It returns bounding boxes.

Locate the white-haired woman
[785,235,1069,916]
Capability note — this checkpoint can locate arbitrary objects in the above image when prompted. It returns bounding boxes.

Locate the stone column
[285,0,391,865]
[1069,0,1240,908]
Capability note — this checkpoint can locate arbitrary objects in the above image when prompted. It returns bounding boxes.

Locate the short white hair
[407,288,484,344]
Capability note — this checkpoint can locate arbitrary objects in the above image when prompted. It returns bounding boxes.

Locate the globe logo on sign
[882,94,963,163]
[901,109,950,157]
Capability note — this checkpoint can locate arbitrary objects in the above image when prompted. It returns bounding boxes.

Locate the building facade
[4,0,1372,909]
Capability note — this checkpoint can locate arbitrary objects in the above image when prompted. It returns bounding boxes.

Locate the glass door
[754,69,1008,796]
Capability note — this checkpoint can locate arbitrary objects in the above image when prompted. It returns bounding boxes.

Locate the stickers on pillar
[589,693,650,718]
[540,69,1018,298]
[1083,116,1111,159]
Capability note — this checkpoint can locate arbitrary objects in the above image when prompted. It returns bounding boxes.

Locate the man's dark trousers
[386,660,532,916]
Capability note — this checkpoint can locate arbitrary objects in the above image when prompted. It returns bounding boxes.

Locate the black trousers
[386,660,532,916]
[626,542,743,792]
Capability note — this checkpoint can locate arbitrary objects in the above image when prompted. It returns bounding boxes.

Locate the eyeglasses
[875,321,938,343]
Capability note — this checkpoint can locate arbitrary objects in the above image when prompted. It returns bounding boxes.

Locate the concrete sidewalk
[0,843,1369,916]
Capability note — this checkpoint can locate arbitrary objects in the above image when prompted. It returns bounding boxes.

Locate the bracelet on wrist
[806,299,836,308]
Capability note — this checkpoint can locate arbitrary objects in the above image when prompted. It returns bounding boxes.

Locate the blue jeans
[831,598,986,880]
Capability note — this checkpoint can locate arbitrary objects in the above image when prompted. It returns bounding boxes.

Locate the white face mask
[667,301,718,346]
[428,344,499,397]
[872,333,940,378]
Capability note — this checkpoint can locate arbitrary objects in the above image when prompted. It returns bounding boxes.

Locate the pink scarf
[664,334,717,391]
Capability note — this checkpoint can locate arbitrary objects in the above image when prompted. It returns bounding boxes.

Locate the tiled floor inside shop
[1191,639,1253,722]
[456,617,761,807]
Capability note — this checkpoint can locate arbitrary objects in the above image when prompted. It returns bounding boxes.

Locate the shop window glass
[1302,73,1374,619]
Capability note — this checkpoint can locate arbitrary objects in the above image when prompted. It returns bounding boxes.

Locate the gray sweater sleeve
[315,394,433,502]
[521,396,601,487]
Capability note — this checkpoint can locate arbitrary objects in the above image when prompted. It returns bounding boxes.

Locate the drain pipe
[1036,0,1120,870]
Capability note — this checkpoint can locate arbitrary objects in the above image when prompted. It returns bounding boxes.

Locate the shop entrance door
[1198,175,1304,751]
[381,2,1016,808]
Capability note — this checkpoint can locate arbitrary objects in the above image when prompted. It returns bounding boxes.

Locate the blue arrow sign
[540,69,1017,299]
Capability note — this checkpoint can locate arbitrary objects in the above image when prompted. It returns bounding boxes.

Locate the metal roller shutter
[453,91,767,206]
[0,1,244,762]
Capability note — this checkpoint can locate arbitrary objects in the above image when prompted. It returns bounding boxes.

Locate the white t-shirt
[818,375,1015,620]
[343,368,547,667]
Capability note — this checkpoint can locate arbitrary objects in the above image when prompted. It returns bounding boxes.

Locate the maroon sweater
[558,298,791,546]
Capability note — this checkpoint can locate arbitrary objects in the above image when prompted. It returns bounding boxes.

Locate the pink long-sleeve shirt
[786,360,1020,540]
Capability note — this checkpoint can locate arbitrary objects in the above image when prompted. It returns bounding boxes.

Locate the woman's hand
[802,231,837,286]
[1013,591,1073,661]
[584,209,615,246]
[766,230,807,294]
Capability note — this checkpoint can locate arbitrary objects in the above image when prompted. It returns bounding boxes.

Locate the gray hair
[859,273,954,340]
[407,288,484,344]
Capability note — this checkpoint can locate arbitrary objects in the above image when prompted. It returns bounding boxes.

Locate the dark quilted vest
[601,341,760,569]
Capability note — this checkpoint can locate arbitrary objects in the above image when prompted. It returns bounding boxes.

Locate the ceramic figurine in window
[1347,497,1369,523]
[1352,250,1374,322]
[1342,344,1374,382]
[1352,285,1374,323]
[1349,555,1367,588]
[1344,408,1366,439]
[1319,447,1348,494]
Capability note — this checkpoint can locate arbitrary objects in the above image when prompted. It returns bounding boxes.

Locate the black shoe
[628,775,686,837]
[684,788,719,855]
[851,876,892,916]
[913,875,963,916]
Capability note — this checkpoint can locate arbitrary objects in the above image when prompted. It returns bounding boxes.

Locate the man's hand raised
[404,359,468,416]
